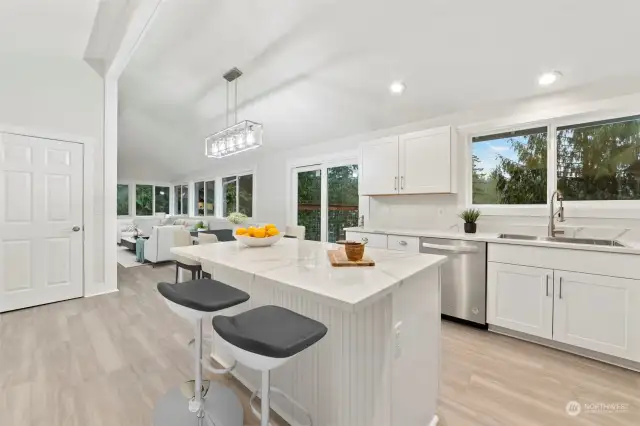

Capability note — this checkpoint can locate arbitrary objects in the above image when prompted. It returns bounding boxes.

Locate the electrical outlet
[394,322,402,359]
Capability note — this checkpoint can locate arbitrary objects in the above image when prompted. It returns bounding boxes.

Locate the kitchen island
[171,239,446,426]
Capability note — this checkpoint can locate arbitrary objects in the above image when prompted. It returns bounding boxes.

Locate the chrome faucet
[548,190,565,237]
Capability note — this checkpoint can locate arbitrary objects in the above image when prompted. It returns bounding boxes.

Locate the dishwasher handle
[421,242,479,254]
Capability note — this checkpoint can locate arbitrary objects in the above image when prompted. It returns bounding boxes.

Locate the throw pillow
[123,224,137,232]
[160,217,173,226]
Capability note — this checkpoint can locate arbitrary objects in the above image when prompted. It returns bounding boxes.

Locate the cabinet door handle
[394,176,397,190]
[546,275,550,297]
[362,237,369,244]
[559,277,563,299]
[399,240,407,246]
[401,176,404,189]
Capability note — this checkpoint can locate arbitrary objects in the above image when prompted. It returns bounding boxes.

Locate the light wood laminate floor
[0,263,638,426]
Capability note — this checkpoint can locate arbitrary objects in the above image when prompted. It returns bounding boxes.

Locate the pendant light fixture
[205,67,263,158]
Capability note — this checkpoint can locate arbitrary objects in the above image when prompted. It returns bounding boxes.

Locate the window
[471,127,547,205]
[155,186,170,214]
[195,181,205,216]
[222,176,237,217]
[135,184,153,215]
[205,181,215,216]
[194,180,216,216]
[557,115,640,201]
[238,175,253,217]
[174,184,189,215]
[117,184,129,216]
[223,174,254,217]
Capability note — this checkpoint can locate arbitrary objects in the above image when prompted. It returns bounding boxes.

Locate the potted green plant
[195,221,208,232]
[459,208,480,234]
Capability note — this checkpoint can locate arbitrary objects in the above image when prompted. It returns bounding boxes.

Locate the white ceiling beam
[103,0,162,292]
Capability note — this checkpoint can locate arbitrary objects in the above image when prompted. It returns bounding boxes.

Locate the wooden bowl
[344,242,365,261]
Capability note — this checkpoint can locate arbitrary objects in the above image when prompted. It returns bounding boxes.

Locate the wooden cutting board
[327,249,375,267]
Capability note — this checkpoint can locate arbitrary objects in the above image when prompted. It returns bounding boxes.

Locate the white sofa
[144,225,185,263]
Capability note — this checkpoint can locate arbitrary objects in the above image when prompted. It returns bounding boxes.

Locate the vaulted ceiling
[93,1,640,180]
[0,0,99,58]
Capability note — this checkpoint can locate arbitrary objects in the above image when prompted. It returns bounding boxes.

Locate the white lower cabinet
[344,231,387,249]
[487,262,554,339]
[488,262,640,362]
[553,271,640,361]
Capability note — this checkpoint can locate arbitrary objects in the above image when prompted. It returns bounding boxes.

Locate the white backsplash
[368,194,640,243]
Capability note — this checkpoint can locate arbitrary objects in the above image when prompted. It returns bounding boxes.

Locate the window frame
[286,151,360,242]
[174,184,189,216]
[117,182,173,217]
[182,167,257,219]
[465,107,640,218]
[117,184,130,217]
[222,172,255,218]
[194,180,216,217]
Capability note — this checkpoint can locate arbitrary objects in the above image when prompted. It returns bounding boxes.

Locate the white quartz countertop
[171,238,447,310]
[345,227,640,255]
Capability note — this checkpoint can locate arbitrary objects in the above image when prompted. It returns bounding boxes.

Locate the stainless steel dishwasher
[420,237,487,326]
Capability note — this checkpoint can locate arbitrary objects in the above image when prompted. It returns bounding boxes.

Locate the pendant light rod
[225,80,229,127]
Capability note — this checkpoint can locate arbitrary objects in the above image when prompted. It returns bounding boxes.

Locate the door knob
[72,226,81,232]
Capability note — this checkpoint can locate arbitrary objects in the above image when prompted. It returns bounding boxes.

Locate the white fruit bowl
[234,233,283,247]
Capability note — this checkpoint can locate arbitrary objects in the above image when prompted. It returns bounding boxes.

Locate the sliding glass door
[327,164,359,242]
[293,160,359,242]
[295,167,322,241]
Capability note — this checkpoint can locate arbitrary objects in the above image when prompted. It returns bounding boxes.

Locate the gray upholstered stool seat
[158,279,250,312]
[213,305,328,358]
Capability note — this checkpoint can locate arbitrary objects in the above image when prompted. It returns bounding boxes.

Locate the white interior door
[0,133,84,312]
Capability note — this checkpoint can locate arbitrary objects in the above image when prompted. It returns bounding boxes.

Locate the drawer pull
[399,241,408,246]
[362,237,369,243]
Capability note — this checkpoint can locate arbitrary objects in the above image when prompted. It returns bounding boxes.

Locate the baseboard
[84,284,119,298]
[489,325,640,372]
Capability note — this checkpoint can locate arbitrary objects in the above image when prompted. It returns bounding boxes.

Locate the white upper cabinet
[399,127,453,194]
[553,271,640,362]
[359,136,399,195]
[359,126,455,196]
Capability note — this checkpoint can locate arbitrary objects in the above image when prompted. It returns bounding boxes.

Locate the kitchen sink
[497,234,625,247]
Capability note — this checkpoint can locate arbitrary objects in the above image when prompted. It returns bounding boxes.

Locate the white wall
[0,54,105,289]
[177,79,640,239]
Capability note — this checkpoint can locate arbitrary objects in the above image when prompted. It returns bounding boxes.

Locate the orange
[254,228,266,238]
[264,223,276,230]
[267,228,279,236]
[235,227,247,235]
[246,227,256,237]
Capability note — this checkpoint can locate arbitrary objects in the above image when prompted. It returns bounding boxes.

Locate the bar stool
[213,305,328,426]
[174,229,201,282]
[155,279,250,426]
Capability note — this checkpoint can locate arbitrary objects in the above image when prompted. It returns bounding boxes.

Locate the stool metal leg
[193,317,203,415]
[153,315,244,426]
[261,370,270,426]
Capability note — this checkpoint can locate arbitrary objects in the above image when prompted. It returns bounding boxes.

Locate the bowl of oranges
[234,224,282,247]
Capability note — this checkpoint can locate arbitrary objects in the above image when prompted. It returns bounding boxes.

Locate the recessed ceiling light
[389,81,406,95]
[538,71,562,86]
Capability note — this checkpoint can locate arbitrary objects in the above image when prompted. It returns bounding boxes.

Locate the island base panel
[208,264,441,426]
